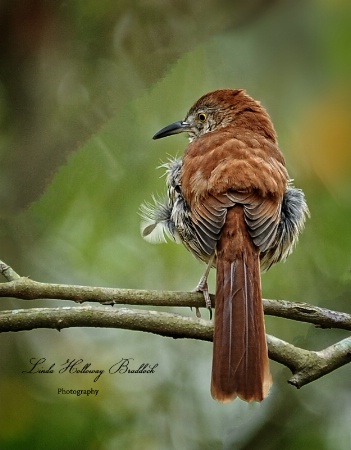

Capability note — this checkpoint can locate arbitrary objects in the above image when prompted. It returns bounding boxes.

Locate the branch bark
[0,260,350,389]
[1,276,351,331]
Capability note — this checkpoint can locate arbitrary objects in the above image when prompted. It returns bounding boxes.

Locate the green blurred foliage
[0,0,351,449]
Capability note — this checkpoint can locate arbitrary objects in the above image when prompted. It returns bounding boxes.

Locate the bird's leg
[192,253,215,319]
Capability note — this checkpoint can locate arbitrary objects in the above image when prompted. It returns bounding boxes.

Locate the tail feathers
[211,244,272,402]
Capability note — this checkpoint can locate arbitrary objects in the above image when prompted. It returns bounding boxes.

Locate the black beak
[152,121,191,140]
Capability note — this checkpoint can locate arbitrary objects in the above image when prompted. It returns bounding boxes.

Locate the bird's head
[152,89,276,143]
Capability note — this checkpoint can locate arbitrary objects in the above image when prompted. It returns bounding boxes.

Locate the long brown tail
[211,207,272,402]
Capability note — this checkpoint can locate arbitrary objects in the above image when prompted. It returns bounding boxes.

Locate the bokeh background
[0,0,351,448]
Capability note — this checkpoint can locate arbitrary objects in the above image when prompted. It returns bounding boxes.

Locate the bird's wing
[226,191,282,252]
[189,194,230,258]
[190,190,282,257]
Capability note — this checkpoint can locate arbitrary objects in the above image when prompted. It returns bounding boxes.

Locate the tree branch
[0,259,350,389]
[0,260,21,281]
[0,304,350,389]
[0,305,212,340]
[0,275,350,331]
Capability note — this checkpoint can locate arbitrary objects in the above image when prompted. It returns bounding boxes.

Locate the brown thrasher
[141,89,309,402]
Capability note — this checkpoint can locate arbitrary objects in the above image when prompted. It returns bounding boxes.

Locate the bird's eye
[197,112,207,123]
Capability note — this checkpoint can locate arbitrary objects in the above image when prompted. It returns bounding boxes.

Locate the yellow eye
[197,112,207,122]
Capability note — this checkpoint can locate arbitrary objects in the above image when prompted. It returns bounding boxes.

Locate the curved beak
[152,121,191,140]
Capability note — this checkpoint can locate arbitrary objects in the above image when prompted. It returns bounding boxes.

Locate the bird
[141,89,309,403]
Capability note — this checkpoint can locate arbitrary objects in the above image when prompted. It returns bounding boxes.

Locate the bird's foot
[192,277,212,320]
